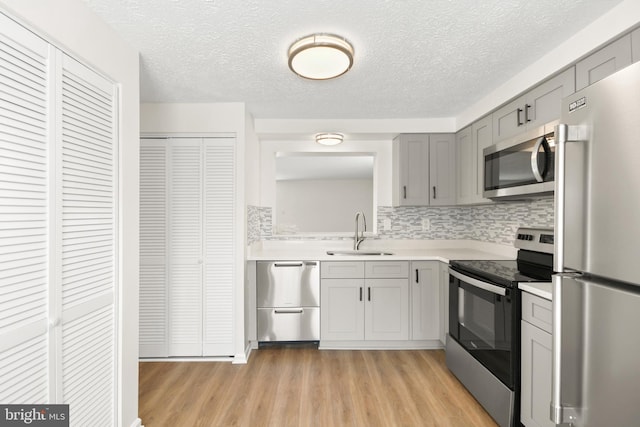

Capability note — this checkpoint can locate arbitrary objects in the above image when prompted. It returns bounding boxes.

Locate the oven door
[449,269,515,388]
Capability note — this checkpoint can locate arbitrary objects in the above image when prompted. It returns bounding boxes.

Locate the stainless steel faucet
[354,211,366,250]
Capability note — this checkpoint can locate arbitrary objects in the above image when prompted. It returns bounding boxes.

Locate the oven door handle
[450,269,507,296]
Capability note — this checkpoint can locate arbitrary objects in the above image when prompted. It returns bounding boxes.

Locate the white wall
[276,179,373,233]
[245,110,260,206]
[0,1,140,426]
[140,102,250,363]
[260,139,393,228]
[254,117,458,135]
[140,102,245,135]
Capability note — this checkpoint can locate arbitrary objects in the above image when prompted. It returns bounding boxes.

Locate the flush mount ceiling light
[288,34,354,80]
[315,133,344,146]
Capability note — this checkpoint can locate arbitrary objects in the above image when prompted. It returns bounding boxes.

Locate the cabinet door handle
[368,287,371,301]
[432,186,436,199]
[403,185,407,199]
[517,108,524,126]
[525,104,532,123]
[415,269,419,283]
[359,287,363,302]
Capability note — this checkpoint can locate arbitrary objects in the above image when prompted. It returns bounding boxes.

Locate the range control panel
[515,228,554,254]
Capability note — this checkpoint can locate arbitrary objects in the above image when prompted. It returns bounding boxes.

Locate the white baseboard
[232,341,253,364]
[139,356,234,362]
[318,340,444,350]
[129,417,143,427]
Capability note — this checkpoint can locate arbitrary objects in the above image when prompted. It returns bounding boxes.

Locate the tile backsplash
[248,198,554,246]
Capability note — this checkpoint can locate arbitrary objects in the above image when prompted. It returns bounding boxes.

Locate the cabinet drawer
[321,261,364,279]
[257,261,319,308]
[257,307,320,342]
[522,291,552,334]
[365,261,409,278]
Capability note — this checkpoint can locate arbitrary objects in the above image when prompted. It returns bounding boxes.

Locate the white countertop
[247,239,517,263]
[519,282,552,301]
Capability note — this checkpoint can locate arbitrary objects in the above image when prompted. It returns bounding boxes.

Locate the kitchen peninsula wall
[247,197,554,246]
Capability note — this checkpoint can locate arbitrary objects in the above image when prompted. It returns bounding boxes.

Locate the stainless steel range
[446,227,554,427]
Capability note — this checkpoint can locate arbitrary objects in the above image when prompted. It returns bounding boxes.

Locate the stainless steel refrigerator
[553,60,640,426]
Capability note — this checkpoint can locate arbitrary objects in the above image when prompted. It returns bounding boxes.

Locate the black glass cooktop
[449,259,552,288]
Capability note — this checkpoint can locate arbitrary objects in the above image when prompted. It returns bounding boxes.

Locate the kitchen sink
[326,250,394,256]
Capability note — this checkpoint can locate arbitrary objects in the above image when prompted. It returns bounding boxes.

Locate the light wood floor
[139,348,498,427]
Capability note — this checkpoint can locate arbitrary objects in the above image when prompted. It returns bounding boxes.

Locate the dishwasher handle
[274,308,304,314]
[273,261,317,268]
[274,262,304,267]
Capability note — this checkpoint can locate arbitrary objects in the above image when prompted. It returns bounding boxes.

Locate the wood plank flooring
[139,348,498,427]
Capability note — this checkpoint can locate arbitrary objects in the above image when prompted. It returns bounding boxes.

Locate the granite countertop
[247,239,517,263]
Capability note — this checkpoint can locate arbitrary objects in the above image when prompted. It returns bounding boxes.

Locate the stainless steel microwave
[483,127,555,199]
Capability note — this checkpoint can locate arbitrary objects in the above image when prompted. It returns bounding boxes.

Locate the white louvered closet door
[168,139,203,356]
[0,13,52,404]
[139,137,236,357]
[139,140,168,357]
[56,53,117,427]
[202,138,235,356]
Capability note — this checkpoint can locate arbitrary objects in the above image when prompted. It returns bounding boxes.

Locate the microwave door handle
[449,270,506,296]
[531,136,549,182]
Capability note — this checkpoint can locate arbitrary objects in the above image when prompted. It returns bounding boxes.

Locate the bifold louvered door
[140,137,235,357]
[0,12,52,405]
[0,12,118,426]
[202,139,234,355]
[168,138,203,356]
[56,53,117,426]
[139,140,168,357]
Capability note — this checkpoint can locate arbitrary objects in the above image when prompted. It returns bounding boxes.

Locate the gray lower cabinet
[320,261,409,341]
[520,292,554,427]
[439,262,450,343]
[410,261,440,341]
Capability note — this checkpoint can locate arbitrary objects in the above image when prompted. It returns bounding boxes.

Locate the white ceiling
[82,0,624,121]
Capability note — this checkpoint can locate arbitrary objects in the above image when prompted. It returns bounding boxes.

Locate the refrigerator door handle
[551,273,581,425]
[554,124,568,272]
[554,123,589,273]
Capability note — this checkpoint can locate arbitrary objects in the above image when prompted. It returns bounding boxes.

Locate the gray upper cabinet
[576,34,632,91]
[393,134,430,206]
[493,67,575,142]
[632,28,640,62]
[393,134,456,206]
[456,115,493,205]
[429,133,456,206]
[472,116,494,203]
[455,126,474,204]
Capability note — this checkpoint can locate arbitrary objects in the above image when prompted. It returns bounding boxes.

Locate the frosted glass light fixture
[288,34,354,80]
[315,133,344,146]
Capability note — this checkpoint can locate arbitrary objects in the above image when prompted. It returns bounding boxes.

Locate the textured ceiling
[82,0,624,120]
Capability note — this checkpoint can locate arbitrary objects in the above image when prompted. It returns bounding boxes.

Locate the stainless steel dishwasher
[257,261,320,342]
